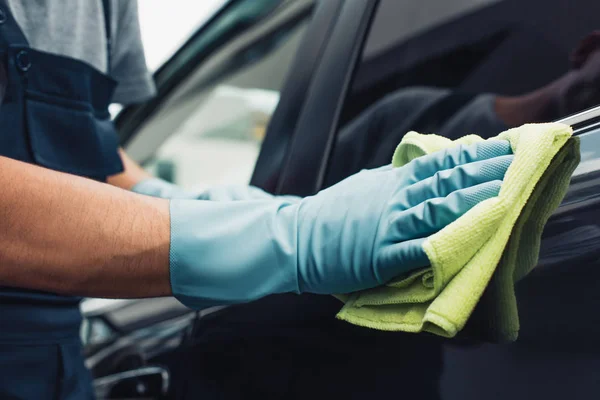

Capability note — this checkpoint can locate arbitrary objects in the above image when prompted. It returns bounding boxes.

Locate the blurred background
[131,0,277,191]
[138,0,227,71]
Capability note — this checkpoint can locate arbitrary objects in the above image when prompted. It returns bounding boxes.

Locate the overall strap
[102,0,112,73]
[0,0,31,47]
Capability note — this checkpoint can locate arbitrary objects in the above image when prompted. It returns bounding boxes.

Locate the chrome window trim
[557,105,600,132]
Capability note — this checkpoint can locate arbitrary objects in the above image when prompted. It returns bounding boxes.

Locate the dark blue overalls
[0,1,123,398]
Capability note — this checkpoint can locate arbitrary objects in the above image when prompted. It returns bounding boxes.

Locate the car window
[125,1,310,192]
[357,0,600,126]
[325,0,600,185]
[322,2,600,399]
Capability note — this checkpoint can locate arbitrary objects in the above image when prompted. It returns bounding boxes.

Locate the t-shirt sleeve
[110,0,157,105]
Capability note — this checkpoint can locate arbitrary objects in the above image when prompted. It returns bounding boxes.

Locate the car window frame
[272,0,381,196]
[250,0,347,192]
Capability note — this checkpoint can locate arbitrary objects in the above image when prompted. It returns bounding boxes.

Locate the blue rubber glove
[132,178,289,202]
[169,140,513,309]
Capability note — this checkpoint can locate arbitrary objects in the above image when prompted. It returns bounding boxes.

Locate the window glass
[325,2,600,399]
[127,5,310,191]
[327,0,600,184]
[355,0,600,129]
[143,83,282,190]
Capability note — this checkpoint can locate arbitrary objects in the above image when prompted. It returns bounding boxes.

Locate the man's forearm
[0,156,171,298]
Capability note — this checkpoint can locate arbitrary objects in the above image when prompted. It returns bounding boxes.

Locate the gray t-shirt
[6,0,156,104]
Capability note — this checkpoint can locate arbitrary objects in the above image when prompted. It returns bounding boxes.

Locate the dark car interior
[110,0,600,398]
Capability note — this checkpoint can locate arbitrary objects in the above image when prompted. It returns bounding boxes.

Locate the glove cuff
[169,198,301,309]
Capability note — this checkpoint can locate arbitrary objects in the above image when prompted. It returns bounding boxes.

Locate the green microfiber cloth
[335,122,580,342]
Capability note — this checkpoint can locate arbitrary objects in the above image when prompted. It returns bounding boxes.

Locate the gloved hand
[169,140,513,309]
[132,177,289,202]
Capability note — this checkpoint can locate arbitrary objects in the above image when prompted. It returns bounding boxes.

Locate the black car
[89,0,600,398]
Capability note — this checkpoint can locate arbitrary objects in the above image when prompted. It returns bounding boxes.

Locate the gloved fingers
[201,185,275,201]
[398,140,512,185]
[374,237,429,284]
[375,179,504,282]
[132,178,201,199]
[397,154,513,208]
[243,185,277,200]
[386,180,503,242]
[371,164,394,172]
[355,164,393,176]
[278,194,303,203]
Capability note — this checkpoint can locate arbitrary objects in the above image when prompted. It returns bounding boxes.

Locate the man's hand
[107,148,154,190]
[109,148,293,202]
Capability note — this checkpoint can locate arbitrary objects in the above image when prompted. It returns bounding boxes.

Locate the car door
[274,1,600,400]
